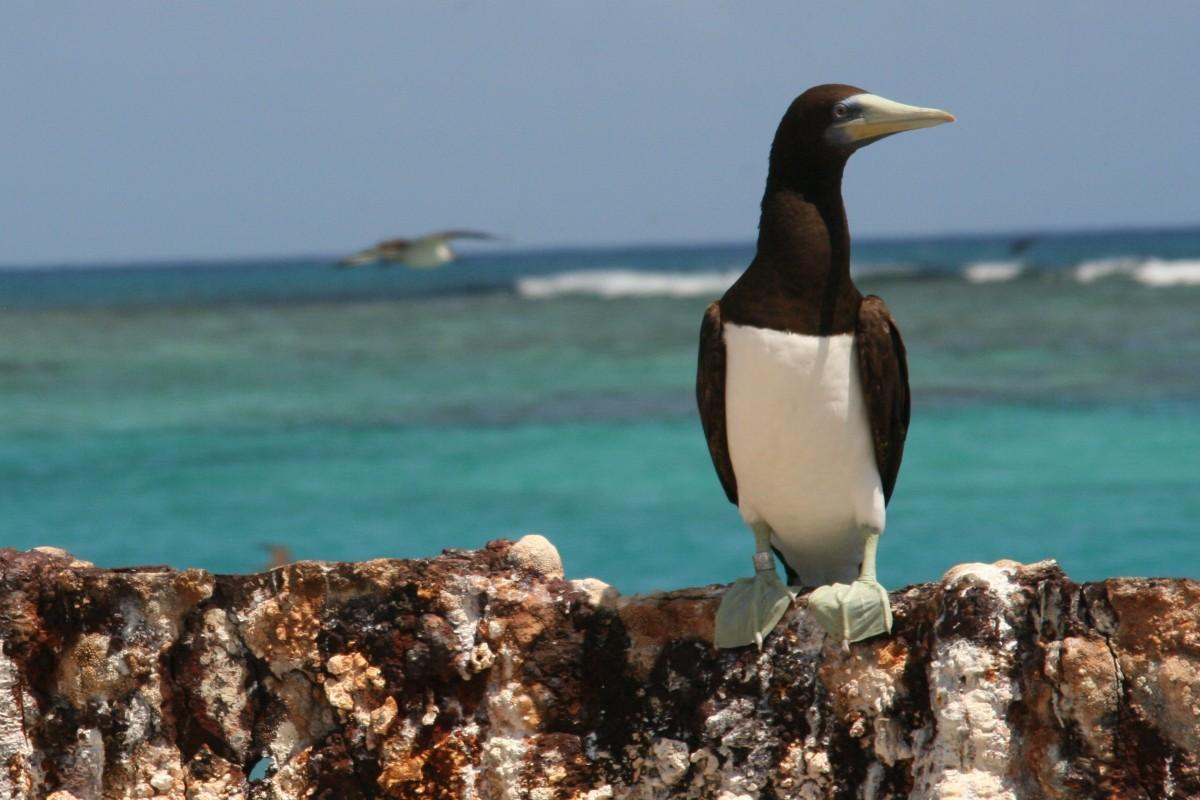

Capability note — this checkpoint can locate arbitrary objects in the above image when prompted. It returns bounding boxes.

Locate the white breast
[723,323,885,586]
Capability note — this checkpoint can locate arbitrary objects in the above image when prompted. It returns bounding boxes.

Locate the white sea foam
[1073,257,1142,283]
[1131,258,1200,287]
[514,256,1200,300]
[1073,257,1200,286]
[516,269,740,299]
[515,263,933,300]
[963,261,1023,284]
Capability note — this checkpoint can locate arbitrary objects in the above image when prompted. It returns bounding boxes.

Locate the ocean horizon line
[3,221,1199,272]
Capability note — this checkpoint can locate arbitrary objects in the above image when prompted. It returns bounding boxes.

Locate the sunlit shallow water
[2,229,1199,590]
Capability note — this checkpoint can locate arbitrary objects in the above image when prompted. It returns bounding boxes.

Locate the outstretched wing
[855,295,911,504]
[424,230,501,243]
[336,248,378,268]
[336,238,411,268]
[697,301,738,504]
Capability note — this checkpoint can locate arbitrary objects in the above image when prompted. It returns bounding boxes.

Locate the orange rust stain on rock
[875,638,908,673]
[378,752,427,796]
[619,596,716,645]
[618,596,718,678]
[401,731,479,799]
[1106,579,1200,658]
[503,610,550,648]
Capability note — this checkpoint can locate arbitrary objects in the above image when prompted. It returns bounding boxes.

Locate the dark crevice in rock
[934,578,1008,646]
[305,731,381,800]
[824,718,872,799]
[645,639,721,744]
[578,605,636,761]
[164,601,243,767]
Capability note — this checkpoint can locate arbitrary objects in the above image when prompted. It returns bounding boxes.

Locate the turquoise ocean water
[2,229,1199,592]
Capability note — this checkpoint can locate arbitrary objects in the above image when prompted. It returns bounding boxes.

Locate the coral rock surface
[0,544,1197,799]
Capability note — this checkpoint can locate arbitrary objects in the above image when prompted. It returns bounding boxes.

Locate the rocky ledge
[0,539,1197,800]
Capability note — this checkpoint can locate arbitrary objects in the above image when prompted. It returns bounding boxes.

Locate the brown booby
[337,230,499,269]
[696,85,953,649]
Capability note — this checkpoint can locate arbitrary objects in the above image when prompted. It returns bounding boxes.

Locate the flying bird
[337,230,499,269]
[697,85,954,649]
[1009,235,1037,257]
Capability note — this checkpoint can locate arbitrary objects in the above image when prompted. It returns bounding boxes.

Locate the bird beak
[827,93,955,147]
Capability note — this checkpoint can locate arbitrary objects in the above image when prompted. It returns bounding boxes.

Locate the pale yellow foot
[808,532,892,647]
[715,523,796,649]
[808,576,892,647]
[715,571,796,649]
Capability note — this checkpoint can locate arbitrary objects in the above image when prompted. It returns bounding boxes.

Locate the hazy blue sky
[3,3,1198,264]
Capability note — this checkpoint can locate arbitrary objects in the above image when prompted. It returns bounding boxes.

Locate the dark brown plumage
[696,84,918,524]
[854,296,910,502]
[698,302,738,504]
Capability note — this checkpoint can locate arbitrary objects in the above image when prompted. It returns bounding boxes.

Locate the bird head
[768,84,954,188]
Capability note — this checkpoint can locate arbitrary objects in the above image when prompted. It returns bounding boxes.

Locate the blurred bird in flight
[337,230,500,269]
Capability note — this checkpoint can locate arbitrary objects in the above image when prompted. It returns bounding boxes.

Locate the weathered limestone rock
[0,543,1197,799]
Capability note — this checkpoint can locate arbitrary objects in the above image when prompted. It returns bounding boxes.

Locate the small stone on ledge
[507,532,564,579]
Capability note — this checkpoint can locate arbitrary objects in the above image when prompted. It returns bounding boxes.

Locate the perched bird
[697,85,953,649]
[337,230,499,269]
[261,543,293,569]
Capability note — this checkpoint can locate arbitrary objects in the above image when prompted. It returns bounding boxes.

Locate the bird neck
[747,161,859,333]
[757,185,849,269]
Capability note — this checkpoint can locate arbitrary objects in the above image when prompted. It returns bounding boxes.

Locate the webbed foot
[715,570,796,649]
[808,576,892,647]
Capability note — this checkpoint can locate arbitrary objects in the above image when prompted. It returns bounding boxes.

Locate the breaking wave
[516,263,931,300]
[1073,257,1200,286]
[1125,259,1200,287]
[963,261,1023,283]
[1073,257,1143,283]
[514,258,1200,299]
[517,268,742,299]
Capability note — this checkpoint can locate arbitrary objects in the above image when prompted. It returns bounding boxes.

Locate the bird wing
[855,295,911,504]
[336,238,412,268]
[697,301,738,504]
[423,230,500,243]
[336,248,381,268]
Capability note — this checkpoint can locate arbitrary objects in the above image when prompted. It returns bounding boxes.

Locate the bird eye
[832,102,849,120]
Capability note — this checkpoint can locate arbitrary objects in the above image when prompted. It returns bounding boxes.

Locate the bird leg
[807,531,892,649]
[714,521,796,649]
